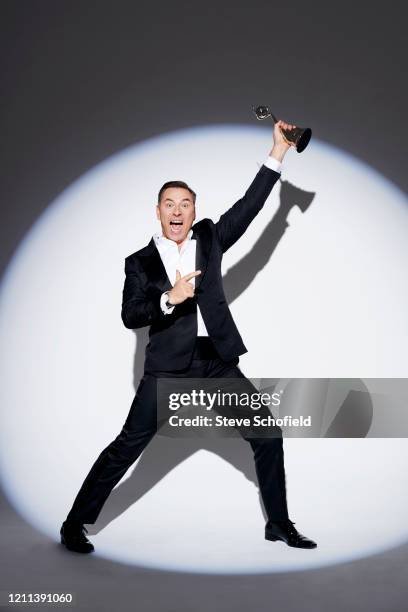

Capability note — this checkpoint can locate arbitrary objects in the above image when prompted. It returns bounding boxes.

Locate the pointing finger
[183,270,202,281]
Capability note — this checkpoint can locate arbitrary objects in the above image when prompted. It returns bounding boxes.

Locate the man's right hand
[168,269,201,305]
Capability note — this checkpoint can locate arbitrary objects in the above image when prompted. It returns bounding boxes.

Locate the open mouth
[170,220,184,234]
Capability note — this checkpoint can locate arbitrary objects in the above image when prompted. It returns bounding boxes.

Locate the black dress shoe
[265,519,317,549]
[60,520,94,553]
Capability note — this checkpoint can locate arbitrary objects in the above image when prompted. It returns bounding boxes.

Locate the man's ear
[156,204,160,220]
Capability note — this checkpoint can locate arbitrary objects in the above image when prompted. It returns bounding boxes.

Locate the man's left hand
[270,119,297,162]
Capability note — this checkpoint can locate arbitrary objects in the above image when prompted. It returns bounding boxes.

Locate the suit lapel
[138,238,173,293]
[192,220,212,291]
[138,221,212,293]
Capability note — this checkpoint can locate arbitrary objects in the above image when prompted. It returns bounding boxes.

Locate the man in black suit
[60,120,317,553]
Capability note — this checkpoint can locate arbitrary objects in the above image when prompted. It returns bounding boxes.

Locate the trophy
[252,105,312,153]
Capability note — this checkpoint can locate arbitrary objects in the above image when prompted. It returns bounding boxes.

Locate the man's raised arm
[215,119,295,253]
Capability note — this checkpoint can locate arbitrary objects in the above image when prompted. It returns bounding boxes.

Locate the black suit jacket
[121,164,281,371]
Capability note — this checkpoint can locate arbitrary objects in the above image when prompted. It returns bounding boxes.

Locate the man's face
[156,187,196,245]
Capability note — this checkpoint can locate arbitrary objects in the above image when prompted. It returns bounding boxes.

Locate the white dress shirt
[153,155,282,336]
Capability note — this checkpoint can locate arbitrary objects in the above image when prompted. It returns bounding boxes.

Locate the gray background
[1,1,407,610]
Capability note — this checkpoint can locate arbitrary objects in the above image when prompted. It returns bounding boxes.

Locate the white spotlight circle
[0,125,408,574]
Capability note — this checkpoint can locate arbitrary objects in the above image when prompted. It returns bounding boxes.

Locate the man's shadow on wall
[89,180,373,534]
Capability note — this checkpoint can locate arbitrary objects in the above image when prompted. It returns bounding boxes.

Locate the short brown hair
[158,180,196,204]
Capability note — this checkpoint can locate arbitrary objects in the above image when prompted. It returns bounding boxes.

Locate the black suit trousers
[66,349,289,525]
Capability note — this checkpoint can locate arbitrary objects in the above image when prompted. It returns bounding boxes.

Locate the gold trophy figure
[252,105,312,153]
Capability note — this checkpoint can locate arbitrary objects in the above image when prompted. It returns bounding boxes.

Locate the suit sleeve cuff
[160,291,175,314]
[263,155,282,173]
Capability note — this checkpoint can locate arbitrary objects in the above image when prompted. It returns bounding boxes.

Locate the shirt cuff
[263,155,282,173]
[160,291,175,315]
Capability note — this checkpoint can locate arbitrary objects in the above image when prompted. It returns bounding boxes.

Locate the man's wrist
[160,291,176,314]
[264,154,282,173]
[165,291,175,307]
[269,144,289,163]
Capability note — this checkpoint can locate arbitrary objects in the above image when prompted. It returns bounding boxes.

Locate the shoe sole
[60,532,95,554]
[265,533,279,541]
[265,532,317,548]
